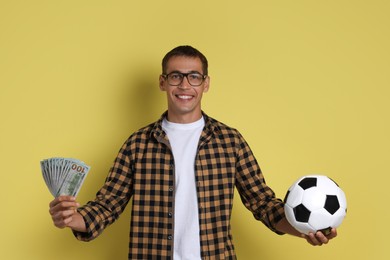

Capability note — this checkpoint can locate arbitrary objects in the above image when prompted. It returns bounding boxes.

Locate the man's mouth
[176,94,193,100]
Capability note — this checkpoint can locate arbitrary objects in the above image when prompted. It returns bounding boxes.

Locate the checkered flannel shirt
[74,112,285,259]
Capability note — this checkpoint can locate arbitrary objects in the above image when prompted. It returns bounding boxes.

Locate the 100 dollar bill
[56,161,90,197]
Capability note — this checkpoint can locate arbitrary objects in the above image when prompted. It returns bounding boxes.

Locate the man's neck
[166,111,203,124]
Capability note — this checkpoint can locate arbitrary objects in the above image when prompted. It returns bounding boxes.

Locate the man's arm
[275,217,338,246]
[49,195,86,232]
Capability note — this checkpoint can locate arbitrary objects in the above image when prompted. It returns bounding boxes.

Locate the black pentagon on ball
[298,177,317,190]
[293,204,311,222]
[324,195,340,215]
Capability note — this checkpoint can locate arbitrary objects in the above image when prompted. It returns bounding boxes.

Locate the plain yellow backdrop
[1,0,389,259]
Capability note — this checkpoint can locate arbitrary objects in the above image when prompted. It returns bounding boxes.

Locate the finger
[315,231,329,244]
[49,197,78,210]
[49,200,79,216]
[52,208,77,221]
[308,232,322,246]
[52,209,77,228]
[327,228,338,239]
[53,215,73,228]
[302,233,315,246]
[49,196,76,208]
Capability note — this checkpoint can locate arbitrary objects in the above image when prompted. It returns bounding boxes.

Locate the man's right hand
[49,196,87,232]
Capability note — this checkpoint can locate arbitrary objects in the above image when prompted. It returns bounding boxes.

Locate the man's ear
[203,76,210,93]
[159,75,166,91]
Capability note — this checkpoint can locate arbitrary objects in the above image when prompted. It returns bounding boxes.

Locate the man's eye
[189,74,202,80]
[169,73,182,79]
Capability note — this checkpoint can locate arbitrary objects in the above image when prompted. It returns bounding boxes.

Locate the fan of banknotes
[40,157,91,197]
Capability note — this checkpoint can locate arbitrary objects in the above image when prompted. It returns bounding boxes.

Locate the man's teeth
[177,95,192,99]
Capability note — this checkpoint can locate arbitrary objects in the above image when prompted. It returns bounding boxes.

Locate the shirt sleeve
[234,132,285,235]
[73,140,134,241]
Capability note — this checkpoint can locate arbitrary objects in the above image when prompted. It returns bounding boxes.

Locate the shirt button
[169,187,173,192]
[170,164,174,169]
[168,212,172,217]
[168,235,173,240]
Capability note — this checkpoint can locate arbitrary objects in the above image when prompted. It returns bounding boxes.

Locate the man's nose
[178,76,191,89]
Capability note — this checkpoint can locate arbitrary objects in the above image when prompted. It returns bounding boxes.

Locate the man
[49,45,337,259]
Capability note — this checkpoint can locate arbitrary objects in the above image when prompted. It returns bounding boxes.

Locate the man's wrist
[68,211,87,233]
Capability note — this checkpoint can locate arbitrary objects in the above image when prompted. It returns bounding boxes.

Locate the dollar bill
[40,157,90,197]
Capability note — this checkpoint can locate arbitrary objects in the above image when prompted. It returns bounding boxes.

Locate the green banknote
[40,157,90,197]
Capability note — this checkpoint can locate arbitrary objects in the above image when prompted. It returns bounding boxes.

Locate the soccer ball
[284,175,347,235]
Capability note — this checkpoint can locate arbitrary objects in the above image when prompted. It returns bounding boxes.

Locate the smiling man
[159,53,209,123]
[49,46,337,259]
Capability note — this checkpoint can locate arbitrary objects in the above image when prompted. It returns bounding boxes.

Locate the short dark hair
[162,45,208,75]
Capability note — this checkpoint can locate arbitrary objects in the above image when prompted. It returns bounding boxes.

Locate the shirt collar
[151,111,220,144]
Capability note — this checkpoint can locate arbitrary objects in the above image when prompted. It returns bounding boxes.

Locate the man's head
[159,46,210,123]
[162,45,208,75]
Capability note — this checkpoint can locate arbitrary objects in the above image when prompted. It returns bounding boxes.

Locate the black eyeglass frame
[161,72,207,87]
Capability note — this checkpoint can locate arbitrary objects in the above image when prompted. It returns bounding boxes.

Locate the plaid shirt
[74,112,285,259]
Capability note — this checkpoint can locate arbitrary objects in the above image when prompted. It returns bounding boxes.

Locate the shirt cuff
[72,207,95,241]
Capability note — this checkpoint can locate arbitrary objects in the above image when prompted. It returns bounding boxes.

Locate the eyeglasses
[162,72,207,87]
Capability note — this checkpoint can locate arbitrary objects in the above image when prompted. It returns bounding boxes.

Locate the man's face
[159,56,210,123]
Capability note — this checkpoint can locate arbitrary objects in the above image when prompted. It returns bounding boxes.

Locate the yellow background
[1,1,389,259]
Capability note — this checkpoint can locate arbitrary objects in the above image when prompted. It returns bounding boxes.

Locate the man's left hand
[303,228,337,246]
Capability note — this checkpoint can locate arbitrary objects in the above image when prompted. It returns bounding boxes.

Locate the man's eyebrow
[167,70,202,74]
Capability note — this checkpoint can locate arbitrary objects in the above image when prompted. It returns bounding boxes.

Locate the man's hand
[49,195,86,232]
[276,217,338,246]
[303,228,337,246]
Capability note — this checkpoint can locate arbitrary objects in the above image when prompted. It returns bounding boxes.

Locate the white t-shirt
[162,117,204,260]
